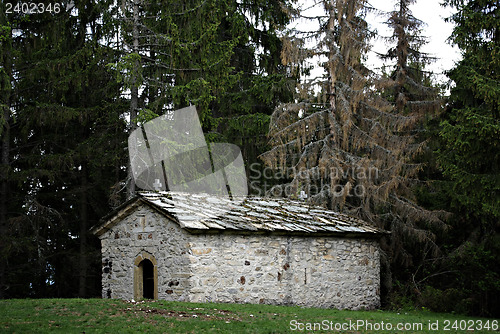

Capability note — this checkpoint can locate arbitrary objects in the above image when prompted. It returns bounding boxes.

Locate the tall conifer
[3,1,127,297]
[261,0,444,227]
[439,0,499,225]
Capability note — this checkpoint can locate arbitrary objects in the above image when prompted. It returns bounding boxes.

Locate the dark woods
[0,0,293,300]
[0,0,498,317]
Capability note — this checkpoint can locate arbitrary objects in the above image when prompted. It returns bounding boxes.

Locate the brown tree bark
[78,162,89,298]
[127,0,140,199]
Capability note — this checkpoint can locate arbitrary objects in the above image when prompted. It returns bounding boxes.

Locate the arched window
[134,252,158,300]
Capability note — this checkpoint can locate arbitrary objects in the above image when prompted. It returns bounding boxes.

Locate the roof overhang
[91,192,389,238]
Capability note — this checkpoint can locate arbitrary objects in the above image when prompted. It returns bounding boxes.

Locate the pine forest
[0,0,498,317]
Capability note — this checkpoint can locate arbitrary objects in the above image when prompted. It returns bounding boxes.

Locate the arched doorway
[134,252,158,300]
[140,259,154,299]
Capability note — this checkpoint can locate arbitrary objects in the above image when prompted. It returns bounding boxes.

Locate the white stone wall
[99,204,381,309]
[186,234,380,309]
[100,204,192,301]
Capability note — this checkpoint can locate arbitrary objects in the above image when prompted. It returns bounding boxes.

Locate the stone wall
[187,233,380,309]
[100,204,192,301]
[99,204,381,309]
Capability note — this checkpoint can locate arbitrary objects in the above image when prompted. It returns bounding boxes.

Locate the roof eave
[183,227,389,238]
[90,197,144,237]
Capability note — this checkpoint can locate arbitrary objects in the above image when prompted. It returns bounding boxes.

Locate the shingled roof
[92,191,387,237]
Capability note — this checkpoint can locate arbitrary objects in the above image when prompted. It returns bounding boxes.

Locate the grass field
[0,298,498,333]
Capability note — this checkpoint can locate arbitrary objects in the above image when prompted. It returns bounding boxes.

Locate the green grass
[0,299,498,333]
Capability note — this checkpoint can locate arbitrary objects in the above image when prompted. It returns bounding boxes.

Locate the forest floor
[0,298,498,333]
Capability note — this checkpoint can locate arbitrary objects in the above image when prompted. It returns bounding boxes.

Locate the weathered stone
[94,202,382,310]
[191,248,212,255]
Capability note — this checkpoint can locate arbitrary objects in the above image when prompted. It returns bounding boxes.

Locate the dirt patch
[129,307,242,322]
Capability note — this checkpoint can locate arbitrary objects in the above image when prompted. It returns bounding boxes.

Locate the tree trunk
[127,0,140,199]
[78,163,88,297]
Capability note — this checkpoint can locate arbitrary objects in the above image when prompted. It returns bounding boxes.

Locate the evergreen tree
[259,0,452,305]
[260,0,444,225]
[381,0,440,115]
[115,0,295,196]
[3,0,127,297]
[429,0,500,316]
[439,0,499,226]
[377,0,450,298]
[209,0,295,163]
[1,0,295,297]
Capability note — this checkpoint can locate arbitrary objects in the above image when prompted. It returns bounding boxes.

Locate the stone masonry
[97,199,382,310]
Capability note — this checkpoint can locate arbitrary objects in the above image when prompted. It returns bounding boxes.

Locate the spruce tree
[381,0,440,116]
[3,1,127,297]
[439,0,499,225]
[433,0,499,315]
[116,0,295,196]
[260,0,444,227]
[377,0,451,299]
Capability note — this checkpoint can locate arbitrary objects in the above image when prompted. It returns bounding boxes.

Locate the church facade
[91,192,385,310]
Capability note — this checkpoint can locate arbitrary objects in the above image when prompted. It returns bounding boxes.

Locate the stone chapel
[91,191,386,310]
